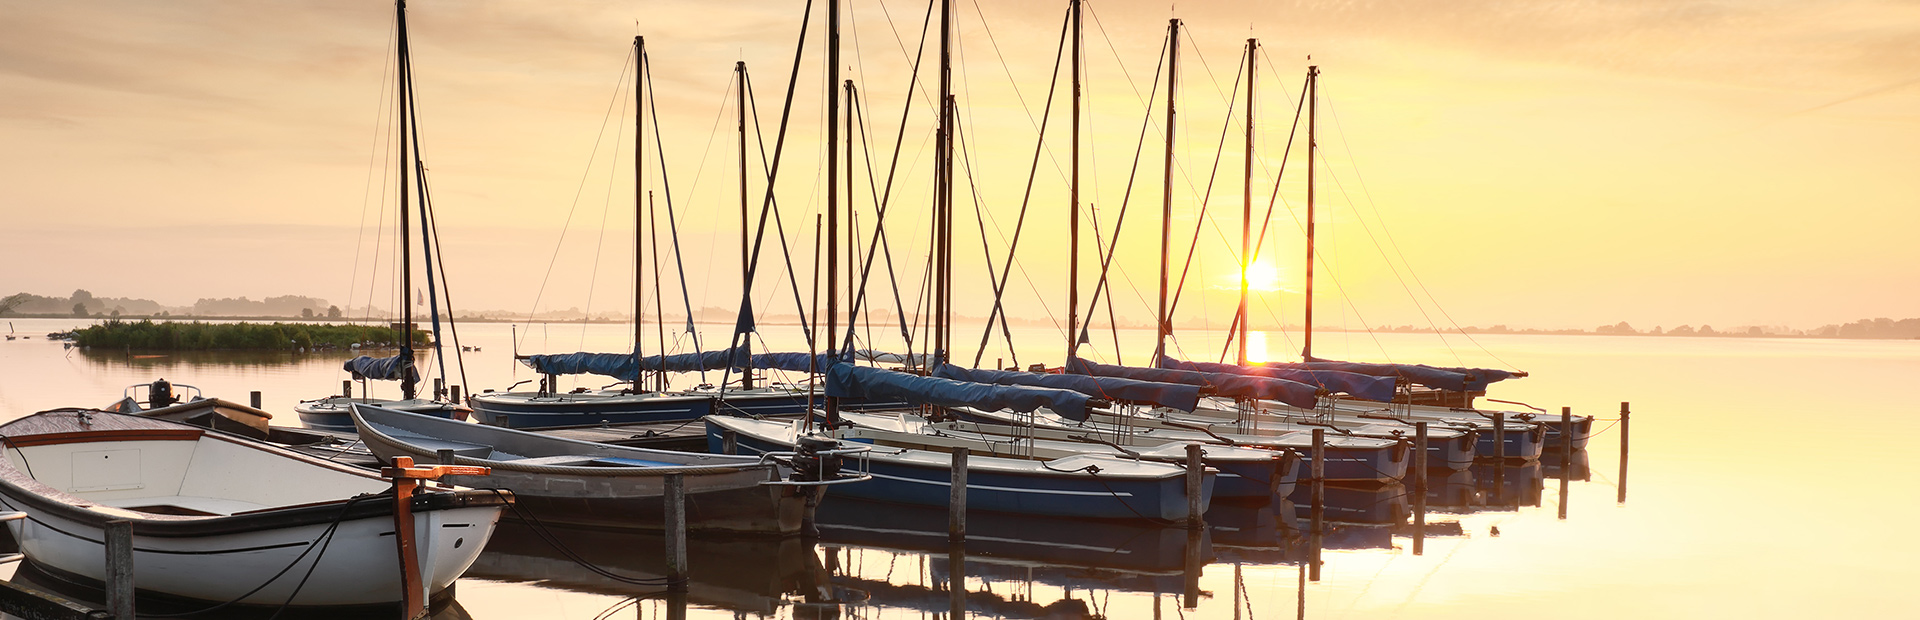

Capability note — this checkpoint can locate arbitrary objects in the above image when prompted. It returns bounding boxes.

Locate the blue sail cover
[344,354,418,390]
[522,352,640,381]
[1156,356,1398,403]
[1273,356,1521,392]
[1067,359,1324,409]
[826,364,1095,421]
[637,347,751,373]
[749,352,845,373]
[934,364,1202,412]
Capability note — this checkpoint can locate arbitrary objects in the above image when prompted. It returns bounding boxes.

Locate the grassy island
[71,320,429,351]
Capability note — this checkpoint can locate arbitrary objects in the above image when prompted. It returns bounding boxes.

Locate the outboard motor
[149,378,178,408]
[790,435,843,483]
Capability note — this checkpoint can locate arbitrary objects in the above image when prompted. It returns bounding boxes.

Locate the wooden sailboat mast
[824,0,842,422]
[1303,65,1319,359]
[1154,18,1179,363]
[935,0,954,367]
[396,0,417,400]
[1065,0,1083,367]
[737,61,753,390]
[1238,38,1256,366]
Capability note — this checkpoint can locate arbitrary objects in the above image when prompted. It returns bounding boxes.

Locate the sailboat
[296,1,465,431]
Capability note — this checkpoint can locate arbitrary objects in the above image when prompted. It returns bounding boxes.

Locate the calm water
[1,317,1914,618]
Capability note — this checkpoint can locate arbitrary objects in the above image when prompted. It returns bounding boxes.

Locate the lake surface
[0,317,1913,619]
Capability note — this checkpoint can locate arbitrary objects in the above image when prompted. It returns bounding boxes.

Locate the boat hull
[356,412,808,535]
[468,392,716,429]
[0,484,503,607]
[295,397,460,432]
[708,420,1208,522]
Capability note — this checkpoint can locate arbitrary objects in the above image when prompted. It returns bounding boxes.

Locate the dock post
[949,448,968,541]
[1185,443,1205,528]
[1310,429,1324,582]
[433,378,444,399]
[450,385,462,404]
[249,391,261,409]
[1492,412,1506,461]
[722,430,739,456]
[1413,422,1427,556]
[664,473,688,591]
[948,542,967,619]
[1491,412,1506,507]
[437,449,455,466]
[1559,407,1572,519]
[1618,402,1630,503]
[342,380,353,398]
[105,519,133,620]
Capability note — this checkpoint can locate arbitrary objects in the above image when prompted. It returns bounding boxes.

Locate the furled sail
[1155,356,1398,402]
[343,354,419,392]
[934,364,1202,412]
[1273,356,1523,392]
[826,364,1097,421]
[1067,358,1324,409]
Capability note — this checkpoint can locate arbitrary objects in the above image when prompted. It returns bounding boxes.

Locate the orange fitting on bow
[381,455,492,480]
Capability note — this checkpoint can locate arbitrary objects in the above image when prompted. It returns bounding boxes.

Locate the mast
[1065,0,1082,367]
[1154,18,1178,364]
[824,0,841,422]
[1238,38,1256,366]
[634,36,648,390]
[396,0,416,400]
[935,0,953,368]
[736,60,753,390]
[1303,65,1319,360]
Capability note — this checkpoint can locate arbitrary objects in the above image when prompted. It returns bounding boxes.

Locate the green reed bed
[71,320,428,351]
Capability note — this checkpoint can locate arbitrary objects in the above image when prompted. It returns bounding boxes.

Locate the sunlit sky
[2,0,1915,334]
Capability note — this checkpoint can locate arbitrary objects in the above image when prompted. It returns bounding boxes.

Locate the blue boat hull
[470,396,715,429]
[708,421,1207,522]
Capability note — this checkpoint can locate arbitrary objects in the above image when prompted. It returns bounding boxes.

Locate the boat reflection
[464,519,831,616]
[2,558,473,619]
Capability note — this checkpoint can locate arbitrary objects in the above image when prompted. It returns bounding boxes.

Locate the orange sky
[2,0,1915,334]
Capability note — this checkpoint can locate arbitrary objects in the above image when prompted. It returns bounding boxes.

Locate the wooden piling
[105,520,132,620]
[1559,407,1572,519]
[1618,402,1630,503]
[1413,422,1427,556]
[949,448,969,541]
[722,430,739,456]
[449,384,462,404]
[437,449,455,466]
[948,543,967,619]
[1185,443,1205,528]
[664,473,688,591]
[1309,428,1323,582]
[433,378,444,399]
[1492,412,1506,461]
[248,391,261,409]
[342,380,352,398]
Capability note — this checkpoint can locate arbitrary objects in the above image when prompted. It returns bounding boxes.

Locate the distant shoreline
[10,314,1914,342]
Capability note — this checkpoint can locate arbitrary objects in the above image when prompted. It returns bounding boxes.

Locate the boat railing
[754,445,875,487]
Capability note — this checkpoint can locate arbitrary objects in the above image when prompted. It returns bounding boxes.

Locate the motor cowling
[790,435,842,482]
[149,378,178,408]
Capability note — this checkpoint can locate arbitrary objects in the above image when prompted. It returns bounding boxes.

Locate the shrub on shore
[71,320,428,351]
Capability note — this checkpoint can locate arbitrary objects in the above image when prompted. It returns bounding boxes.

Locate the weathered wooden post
[1310,428,1324,582]
[105,519,133,620]
[1559,407,1572,519]
[722,429,739,456]
[949,448,969,541]
[433,378,444,399]
[449,384,462,404]
[342,379,353,398]
[249,391,262,409]
[664,473,688,591]
[1185,443,1205,528]
[1413,422,1427,555]
[438,449,456,466]
[1619,402,1631,503]
[1491,412,1506,507]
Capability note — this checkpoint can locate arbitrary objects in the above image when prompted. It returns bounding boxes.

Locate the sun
[1243,259,1283,292]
